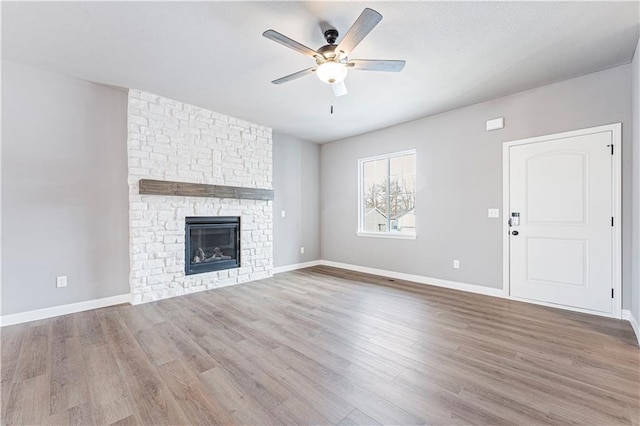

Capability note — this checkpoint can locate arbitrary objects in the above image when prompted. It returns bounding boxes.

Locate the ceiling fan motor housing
[317,44,342,63]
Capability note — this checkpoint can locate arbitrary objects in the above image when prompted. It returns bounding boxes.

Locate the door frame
[502,123,622,319]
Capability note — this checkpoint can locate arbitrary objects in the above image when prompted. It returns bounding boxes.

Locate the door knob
[512,230,519,236]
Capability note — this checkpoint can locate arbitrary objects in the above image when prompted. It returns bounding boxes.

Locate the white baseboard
[318,260,505,298]
[622,309,640,347]
[273,260,322,274]
[0,294,131,327]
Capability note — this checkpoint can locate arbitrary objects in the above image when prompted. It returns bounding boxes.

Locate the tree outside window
[359,151,416,235]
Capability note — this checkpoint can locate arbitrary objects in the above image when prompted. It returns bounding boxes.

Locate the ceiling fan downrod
[324,29,339,45]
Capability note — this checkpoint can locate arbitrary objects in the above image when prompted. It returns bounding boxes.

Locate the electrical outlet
[453,260,460,269]
[300,247,305,254]
[56,276,67,288]
[281,210,286,218]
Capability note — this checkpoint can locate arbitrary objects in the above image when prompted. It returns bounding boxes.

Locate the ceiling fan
[263,8,406,97]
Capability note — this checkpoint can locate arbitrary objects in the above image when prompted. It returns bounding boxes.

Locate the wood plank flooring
[2,265,638,425]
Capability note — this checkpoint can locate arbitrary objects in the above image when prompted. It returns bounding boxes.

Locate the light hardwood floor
[1,266,638,425]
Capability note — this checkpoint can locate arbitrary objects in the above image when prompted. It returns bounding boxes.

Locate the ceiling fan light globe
[316,62,348,85]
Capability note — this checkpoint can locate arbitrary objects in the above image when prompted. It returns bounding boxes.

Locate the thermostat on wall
[486,117,505,131]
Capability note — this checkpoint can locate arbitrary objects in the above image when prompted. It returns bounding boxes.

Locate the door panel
[527,152,587,225]
[526,238,588,287]
[509,131,612,313]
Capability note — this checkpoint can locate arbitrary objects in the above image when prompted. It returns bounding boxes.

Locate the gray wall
[1,61,129,315]
[273,133,321,267]
[321,65,634,308]
[632,37,640,323]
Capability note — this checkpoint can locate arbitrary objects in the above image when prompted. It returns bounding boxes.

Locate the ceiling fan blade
[263,29,319,58]
[271,67,316,85]
[332,81,348,97]
[347,59,406,72]
[336,8,383,56]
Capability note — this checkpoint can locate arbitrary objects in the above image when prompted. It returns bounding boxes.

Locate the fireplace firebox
[185,216,240,275]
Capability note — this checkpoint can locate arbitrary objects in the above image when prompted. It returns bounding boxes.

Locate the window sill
[356,232,416,240]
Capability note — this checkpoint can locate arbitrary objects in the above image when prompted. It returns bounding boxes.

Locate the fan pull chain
[330,102,334,114]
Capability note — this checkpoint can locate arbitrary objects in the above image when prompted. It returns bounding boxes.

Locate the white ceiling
[2,2,639,143]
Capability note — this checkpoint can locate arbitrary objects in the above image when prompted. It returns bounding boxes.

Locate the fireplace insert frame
[184,216,241,275]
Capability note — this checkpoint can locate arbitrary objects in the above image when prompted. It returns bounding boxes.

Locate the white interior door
[508,129,614,314]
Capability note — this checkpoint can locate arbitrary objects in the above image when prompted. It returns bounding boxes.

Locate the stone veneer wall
[127,90,273,304]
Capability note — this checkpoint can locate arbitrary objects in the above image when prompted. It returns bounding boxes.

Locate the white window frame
[357,149,416,239]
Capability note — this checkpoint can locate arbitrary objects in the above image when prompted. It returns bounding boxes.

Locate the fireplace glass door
[185,217,240,275]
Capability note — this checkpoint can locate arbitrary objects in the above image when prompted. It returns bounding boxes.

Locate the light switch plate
[488,208,500,218]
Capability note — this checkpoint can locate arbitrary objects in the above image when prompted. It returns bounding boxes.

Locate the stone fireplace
[127,90,273,304]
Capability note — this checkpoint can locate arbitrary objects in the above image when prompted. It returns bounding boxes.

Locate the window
[358,150,416,238]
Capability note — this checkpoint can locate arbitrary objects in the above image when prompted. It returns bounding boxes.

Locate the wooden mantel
[138,179,274,201]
